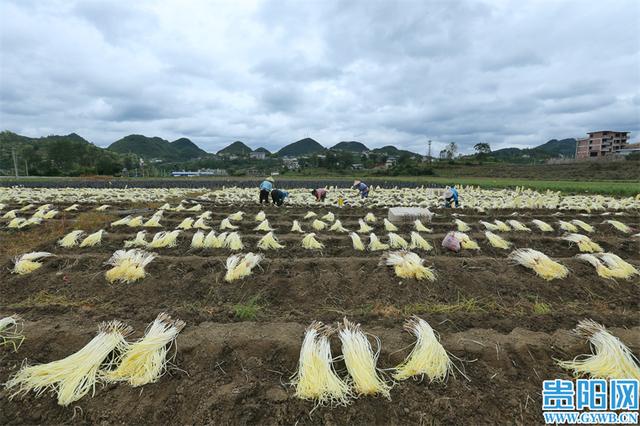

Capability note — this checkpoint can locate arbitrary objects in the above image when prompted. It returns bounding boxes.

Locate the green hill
[277,138,326,157]
[331,141,370,152]
[490,138,577,161]
[108,134,207,161]
[372,145,419,157]
[0,130,130,176]
[254,147,271,154]
[536,138,577,157]
[217,141,252,156]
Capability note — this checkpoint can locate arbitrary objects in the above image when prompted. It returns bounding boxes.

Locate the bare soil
[1,204,638,425]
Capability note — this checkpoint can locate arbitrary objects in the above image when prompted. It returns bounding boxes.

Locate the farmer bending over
[311,188,327,202]
[443,185,459,208]
[259,176,274,204]
[352,180,369,199]
[271,188,289,206]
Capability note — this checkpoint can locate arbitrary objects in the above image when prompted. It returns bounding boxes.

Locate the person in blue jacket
[352,180,369,199]
[259,177,274,204]
[443,185,459,208]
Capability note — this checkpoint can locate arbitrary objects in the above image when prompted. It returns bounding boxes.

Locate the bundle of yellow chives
[6,320,132,406]
[557,319,640,380]
[394,316,452,382]
[338,318,390,398]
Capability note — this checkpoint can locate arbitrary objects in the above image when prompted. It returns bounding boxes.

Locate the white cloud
[1,0,638,154]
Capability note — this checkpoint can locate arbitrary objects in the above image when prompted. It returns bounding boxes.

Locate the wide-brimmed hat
[353,180,361,186]
[266,176,274,182]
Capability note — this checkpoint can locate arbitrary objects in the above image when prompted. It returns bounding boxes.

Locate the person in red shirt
[311,188,327,202]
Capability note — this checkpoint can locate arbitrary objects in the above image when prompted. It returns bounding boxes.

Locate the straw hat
[266,176,274,182]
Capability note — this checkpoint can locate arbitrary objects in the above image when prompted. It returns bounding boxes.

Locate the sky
[1,0,639,155]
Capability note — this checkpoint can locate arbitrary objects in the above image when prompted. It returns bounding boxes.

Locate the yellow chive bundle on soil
[358,219,373,234]
[304,211,317,219]
[454,219,470,232]
[480,221,499,231]
[177,217,194,230]
[124,231,149,248]
[111,215,131,226]
[79,230,105,247]
[105,249,157,283]
[96,204,110,211]
[228,211,244,221]
[329,220,348,233]
[220,218,238,230]
[6,320,132,406]
[127,216,144,227]
[381,251,436,281]
[383,219,398,232]
[291,220,304,233]
[186,204,202,212]
[532,219,554,232]
[414,220,432,233]
[204,230,222,248]
[571,219,594,233]
[579,253,640,280]
[7,218,25,228]
[509,248,568,280]
[493,220,511,232]
[559,220,579,233]
[13,252,53,275]
[409,232,432,251]
[291,321,351,406]
[321,212,335,222]
[394,316,452,382]
[507,220,531,232]
[255,219,274,232]
[562,233,603,253]
[388,232,409,249]
[58,230,85,248]
[64,204,80,212]
[312,219,327,231]
[0,315,25,351]
[193,217,211,230]
[557,319,640,380]
[338,319,390,398]
[368,233,389,251]
[106,313,185,387]
[302,233,324,250]
[3,209,17,219]
[604,220,632,234]
[453,232,480,250]
[143,212,163,227]
[257,232,285,250]
[224,252,263,282]
[349,232,365,251]
[148,230,181,248]
[255,211,266,222]
[485,231,511,249]
[364,212,377,223]
[191,231,205,248]
[224,232,244,250]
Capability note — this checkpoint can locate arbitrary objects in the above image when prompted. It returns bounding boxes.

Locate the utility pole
[24,160,29,176]
[11,147,18,179]
[427,139,432,163]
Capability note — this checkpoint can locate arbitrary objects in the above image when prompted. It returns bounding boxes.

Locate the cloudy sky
[1,0,638,154]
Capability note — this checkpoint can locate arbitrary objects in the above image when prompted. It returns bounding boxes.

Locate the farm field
[0,187,638,425]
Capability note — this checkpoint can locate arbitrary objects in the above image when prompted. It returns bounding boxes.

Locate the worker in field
[352,180,369,199]
[443,185,459,208]
[271,188,289,206]
[311,188,327,202]
[259,176,274,204]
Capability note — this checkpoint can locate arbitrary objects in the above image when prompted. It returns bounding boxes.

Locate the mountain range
[1,130,579,164]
